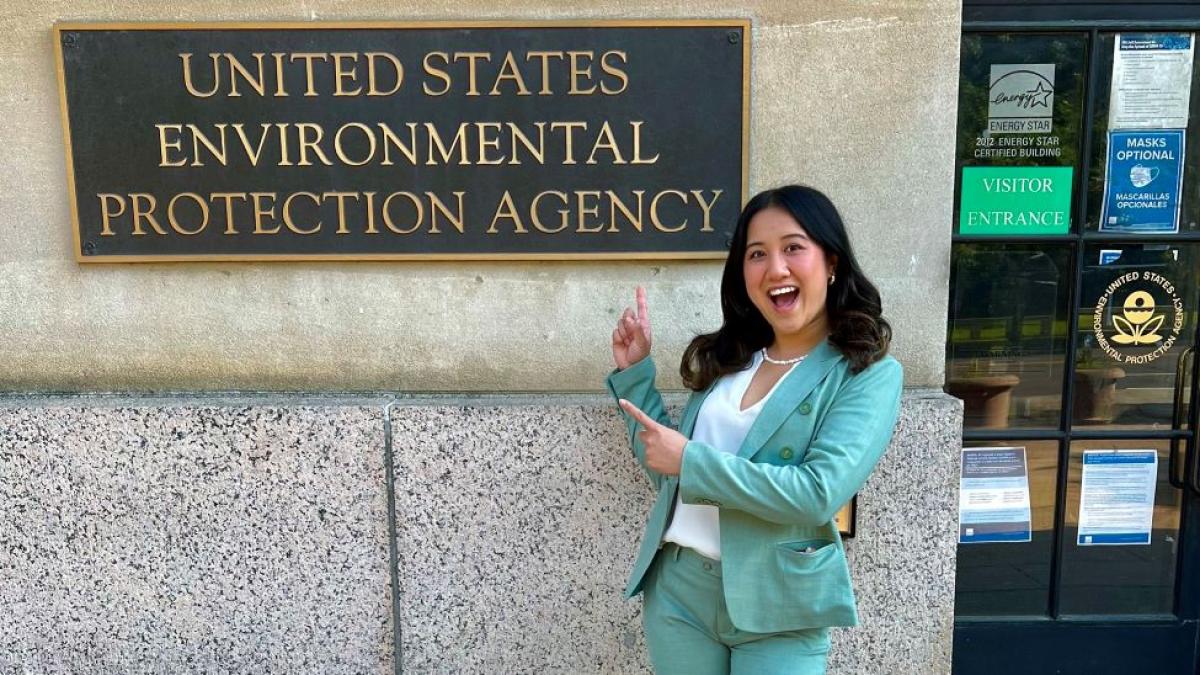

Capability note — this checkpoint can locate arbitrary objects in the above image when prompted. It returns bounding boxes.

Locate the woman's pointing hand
[612,286,653,370]
[618,398,686,476]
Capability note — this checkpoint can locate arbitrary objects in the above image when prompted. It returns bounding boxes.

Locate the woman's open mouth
[768,286,799,310]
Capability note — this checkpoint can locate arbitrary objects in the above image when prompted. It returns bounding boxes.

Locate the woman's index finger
[618,399,656,429]
[636,286,649,323]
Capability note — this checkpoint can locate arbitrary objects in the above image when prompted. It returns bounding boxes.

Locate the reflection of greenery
[957,34,1087,169]
[949,244,1069,369]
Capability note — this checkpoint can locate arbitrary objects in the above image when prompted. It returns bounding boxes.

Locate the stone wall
[1,392,960,673]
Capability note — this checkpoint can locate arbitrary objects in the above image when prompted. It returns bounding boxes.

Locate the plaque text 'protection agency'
[55,22,749,262]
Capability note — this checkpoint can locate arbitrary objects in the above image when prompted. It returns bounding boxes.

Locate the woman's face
[742,206,836,345]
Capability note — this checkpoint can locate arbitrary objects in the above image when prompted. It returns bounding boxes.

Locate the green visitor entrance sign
[959,166,1073,235]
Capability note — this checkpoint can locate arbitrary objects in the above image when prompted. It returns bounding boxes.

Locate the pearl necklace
[761,348,808,366]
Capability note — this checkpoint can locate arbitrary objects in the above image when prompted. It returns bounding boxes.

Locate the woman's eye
[747,250,764,260]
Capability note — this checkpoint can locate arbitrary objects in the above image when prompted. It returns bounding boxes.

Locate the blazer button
[780,447,794,460]
[799,402,812,415]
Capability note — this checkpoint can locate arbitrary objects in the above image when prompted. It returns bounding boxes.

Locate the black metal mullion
[965,21,1200,33]
[955,233,1200,245]
[952,235,1074,244]
[962,429,1065,442]
[1086,233,1200,243]
[964,429,1189,441]
[1067,429,1191,440]
[1048,28,1103,620]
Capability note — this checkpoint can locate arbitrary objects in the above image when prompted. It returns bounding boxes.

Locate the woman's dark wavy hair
[680,185,891,391]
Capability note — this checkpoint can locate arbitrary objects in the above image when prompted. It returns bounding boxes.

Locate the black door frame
[954,3,1200,673]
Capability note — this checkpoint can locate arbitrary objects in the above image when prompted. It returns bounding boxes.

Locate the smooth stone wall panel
[0,405,392,674]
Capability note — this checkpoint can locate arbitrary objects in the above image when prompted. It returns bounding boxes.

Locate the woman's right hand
[612,286,653,370]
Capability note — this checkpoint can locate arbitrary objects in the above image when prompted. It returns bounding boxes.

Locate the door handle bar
[1169,347,1193,490]
[1184,343,1200,495]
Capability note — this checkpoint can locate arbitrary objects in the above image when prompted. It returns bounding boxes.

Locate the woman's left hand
[618,399,687,476]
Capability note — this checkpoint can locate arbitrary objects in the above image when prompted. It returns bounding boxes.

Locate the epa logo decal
[1092,271,1184,365]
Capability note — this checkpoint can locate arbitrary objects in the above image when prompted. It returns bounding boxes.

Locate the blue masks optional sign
[1100,129,1185,233]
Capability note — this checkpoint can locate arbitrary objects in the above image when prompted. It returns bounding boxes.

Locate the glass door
[948,22,1200,674]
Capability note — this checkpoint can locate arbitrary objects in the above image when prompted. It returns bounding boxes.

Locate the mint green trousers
[641,544,830,675]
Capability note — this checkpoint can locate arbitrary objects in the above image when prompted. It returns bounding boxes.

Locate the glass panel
[1059,440,1183,616]
[1086,32,1200,233]
[1075,243,1198,429]
[955,440,1060,617]
[946,243,1071,429]
[956,32,1088,236]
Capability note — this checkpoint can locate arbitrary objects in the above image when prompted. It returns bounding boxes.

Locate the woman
[606,185,902,675]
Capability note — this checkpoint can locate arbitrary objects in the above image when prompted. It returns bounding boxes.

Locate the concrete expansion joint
[0,388,952,408]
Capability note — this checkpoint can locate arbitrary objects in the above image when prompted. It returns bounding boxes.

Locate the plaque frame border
[53,20,751,264]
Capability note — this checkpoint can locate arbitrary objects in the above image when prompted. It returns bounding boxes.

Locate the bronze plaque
[55,21,749,262]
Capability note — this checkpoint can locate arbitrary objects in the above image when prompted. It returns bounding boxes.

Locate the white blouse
[662,350,796,560]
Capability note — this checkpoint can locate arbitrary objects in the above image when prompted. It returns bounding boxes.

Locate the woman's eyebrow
[748,233,809,247]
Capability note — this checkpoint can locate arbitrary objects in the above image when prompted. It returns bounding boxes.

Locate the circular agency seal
[1093,270,1184,365]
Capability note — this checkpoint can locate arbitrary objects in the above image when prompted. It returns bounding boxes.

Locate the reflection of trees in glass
[948,244,1070,428]
[949,244,1068,368]
[957,33,1088,170]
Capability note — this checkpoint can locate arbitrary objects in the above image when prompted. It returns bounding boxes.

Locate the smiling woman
[606,185,902,675]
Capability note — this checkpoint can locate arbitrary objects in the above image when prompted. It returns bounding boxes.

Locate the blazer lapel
[736,339,844,459]
[680,380,717,436]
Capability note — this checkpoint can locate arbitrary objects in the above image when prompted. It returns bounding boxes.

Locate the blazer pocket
[772,538,857,626]
[776,539,836,559]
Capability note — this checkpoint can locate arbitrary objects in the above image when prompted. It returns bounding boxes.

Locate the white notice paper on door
[1109,33,1195,129]
[1077,449,1157,546]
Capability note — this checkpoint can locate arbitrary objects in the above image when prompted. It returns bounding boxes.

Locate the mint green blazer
[605,339,903,634]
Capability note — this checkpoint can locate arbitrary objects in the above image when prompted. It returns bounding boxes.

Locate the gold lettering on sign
[167,192,209,235]
[526,51,564,95]
[575,191,603,233]
[382,191,424,234]
[691,189,723,232]
[97,194,126,236]
[454,52,492,96]
[283,192,322,234]
[366,52,404,96]
[599,50,629,94]
[422,52,452,96]
[488,191,528,234]
[227,53,267,97]
[609,190,644,233]
[489,51,531,96]
[331,52,363,97]
[179,53,221,98]
[650,190,688,233]
[211,192,248,235]
[131,193,166,235]
[531,190,570,233]
[323,192,358,234]
[290,53,330,97]
[251,192,280,234]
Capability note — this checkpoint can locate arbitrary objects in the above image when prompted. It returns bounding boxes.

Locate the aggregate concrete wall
[0,404,393,673]
[0,0,959,392]
[1,392,960,674]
